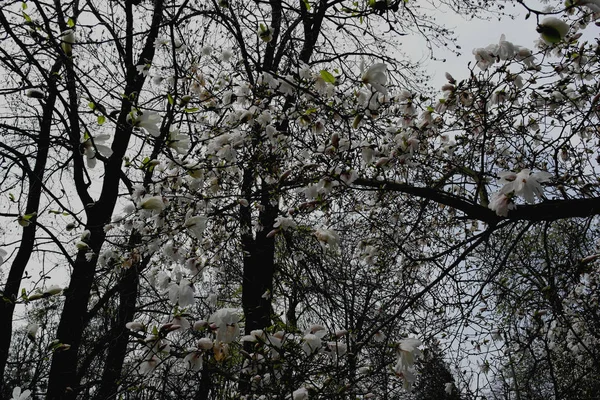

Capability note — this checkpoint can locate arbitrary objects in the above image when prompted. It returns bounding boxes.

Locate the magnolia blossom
[498,169,552,203]
[129,110,161,137]
[26,323,39,340]
[302,333,322,355]
[171,315,191,330]
[314,228,339,247]
[185,215,208,239]
[140,195,165,211]
[10,387,31,400]
[327,341,347,359]
[184,351,203,371]
[139,355,159,375]
[168,278,195,308]
[209,308,240,343]
[362,63,388,95]
[393,338,422,390]
[472,45,497,70]
[81,133,113,168]
[197,337,214,349]
[488,192,516,217]
[292,387,309,400]
[537,17,569,44]
[167,128,189,154]
[126,321,145,331]
[497,34,516,60]
[273,216,296,231]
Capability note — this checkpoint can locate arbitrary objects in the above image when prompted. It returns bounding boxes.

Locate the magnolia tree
[1,0,600,399]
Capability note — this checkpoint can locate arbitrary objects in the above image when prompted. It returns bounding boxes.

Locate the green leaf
[9,193,15,202]
[88,101,96,110]
[97,115,106,125]
[319,70,336,84]
[185,107,199,113]
[48,210,63,215]
[167,93,174,105]
[22,212,37,221]
[22,2,27,10]
[22,11,32,23]
[302,0,311,10]
[67,17,75,28]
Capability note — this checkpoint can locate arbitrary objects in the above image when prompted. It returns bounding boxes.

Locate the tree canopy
[1,0,600,399]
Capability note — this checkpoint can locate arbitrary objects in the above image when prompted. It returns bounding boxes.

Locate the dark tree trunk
[0,59,61,390]
[93,260,141,400]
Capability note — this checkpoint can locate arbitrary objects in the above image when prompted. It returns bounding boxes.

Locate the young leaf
[320,70,336,84]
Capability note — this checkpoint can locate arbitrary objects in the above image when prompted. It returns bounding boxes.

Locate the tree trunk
[0,59,61,390]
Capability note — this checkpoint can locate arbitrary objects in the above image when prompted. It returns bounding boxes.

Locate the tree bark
[0,59,61,390]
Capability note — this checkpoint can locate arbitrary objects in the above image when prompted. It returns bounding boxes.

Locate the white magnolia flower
[10,387,31,400]
[302,333,322,355]
[393,338,422,390]
[497,34,516,60]
[498,169,552,203]
[472,46,496,70]
[139,355,158,375]
[537,17,569,44]
[185,215,208,239]
[209,308,240,343]
[140,195,165,211]
[167,128,190,154]
[81,133,113,168]
[568,0,600,12]
[26,323,39,340]
[273,216,296,231]
[488,192,516,217]
[136,64,151,76]
[362,63,388,95]
[184,351,203,371]
[197,337,214,349]
[129,110,161,137]
[154,37,170,48]
[292,387,309,400]
[315,228,339,247]
[171,315,191,330]
[168,278,195,308]
[327,341,347,359]
[126,321,145,331]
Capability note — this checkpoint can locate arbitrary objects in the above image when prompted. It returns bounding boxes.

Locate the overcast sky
[406,2,542,90]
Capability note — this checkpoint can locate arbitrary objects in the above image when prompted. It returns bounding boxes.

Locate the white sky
[406,2,543,90]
